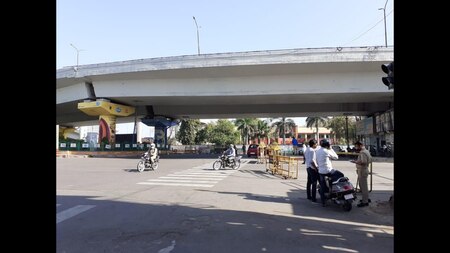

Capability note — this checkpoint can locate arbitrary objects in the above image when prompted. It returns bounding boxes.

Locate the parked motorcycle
[318,176,356,211]
[212,155,241,170]
[137,152,159,172]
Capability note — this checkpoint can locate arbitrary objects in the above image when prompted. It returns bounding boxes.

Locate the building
[296,127,334,144]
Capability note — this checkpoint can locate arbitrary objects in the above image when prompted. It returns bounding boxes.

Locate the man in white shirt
[304,139,319,202]
[224,144,236,164]
[316,139,340,206]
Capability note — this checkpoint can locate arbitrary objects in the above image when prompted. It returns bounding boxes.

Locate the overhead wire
[341,9,393,47]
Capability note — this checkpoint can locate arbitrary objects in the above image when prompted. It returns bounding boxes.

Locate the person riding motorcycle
[146,143,158,164]
[224,144,236,165]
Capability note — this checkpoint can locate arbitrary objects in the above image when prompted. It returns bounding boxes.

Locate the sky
[57,0,394,134]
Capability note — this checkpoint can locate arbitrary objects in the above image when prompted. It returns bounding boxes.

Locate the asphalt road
[57,157,393,253]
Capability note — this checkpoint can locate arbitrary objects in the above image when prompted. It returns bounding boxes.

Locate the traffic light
[381,61,394,89]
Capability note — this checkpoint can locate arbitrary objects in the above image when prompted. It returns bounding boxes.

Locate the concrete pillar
[98,115,117,144]
[136,122,141,143]
[56,125,59,150]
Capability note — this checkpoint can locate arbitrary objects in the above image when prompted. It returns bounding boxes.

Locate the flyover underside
[57,95,391,126]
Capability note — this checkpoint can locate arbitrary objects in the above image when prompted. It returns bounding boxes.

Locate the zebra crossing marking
[56,205,96,224]
[137,160,249,188]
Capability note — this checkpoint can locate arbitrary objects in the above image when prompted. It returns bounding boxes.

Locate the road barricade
[266,155,300,179]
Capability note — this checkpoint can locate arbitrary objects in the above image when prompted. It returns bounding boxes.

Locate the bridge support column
[98,115,117,145]
[78,99,135,146]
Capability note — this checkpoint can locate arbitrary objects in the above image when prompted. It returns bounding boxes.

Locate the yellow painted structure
[78,100,135,117]
[78,100,135,144]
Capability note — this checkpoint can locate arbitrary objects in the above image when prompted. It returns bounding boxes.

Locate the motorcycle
[137,152,159,172]
[212,155,241,170]
[318,175,356,211]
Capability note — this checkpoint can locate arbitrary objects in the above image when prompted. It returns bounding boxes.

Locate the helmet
[150,143,155,148]
[229,144,234,148]
[320,139,330,148]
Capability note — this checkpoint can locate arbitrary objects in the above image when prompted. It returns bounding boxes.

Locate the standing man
[301,143,307,164]
[351,141,373,207]
[304,139,319,202]
[292,136,298,155]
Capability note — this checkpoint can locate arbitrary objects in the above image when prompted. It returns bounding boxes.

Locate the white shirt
[225,147,235,156]
[315,147,339,174]
[304,146,317,169]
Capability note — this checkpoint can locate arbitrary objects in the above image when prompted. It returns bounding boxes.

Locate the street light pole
[192,16,200,55]
[70,43,84,67]
[379,0,388,47]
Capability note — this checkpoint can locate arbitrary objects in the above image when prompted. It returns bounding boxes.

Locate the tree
[253,119,271,144]
[270,117,296,144]
[195,123,212,144]
[234,118,257,145]
[176,119,200,145]
[209,119,240,146]
[328,116,358,146]
[306,117,328,140]
[327,116,347,144]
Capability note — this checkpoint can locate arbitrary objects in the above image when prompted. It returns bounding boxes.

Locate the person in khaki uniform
[351,141,372,207]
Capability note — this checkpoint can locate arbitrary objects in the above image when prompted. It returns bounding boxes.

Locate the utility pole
[378,0,389,47]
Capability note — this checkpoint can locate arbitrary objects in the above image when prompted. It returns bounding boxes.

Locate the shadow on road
[57,194,393,253]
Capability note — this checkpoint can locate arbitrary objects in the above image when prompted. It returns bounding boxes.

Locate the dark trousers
[319,173,332,204]
[306,167,319,201]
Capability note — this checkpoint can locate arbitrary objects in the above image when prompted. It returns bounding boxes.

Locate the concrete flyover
[57,46,393,126]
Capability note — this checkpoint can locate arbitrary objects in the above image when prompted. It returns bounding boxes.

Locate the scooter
[318,175,356,211]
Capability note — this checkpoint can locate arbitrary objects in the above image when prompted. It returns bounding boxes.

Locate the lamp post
[192,16,200,55]
[70,43,84,67]
[378,0,388,47]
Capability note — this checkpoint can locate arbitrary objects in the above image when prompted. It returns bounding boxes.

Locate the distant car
[247,144,259,157]
[331,145,347,153]
[297,143,305,155]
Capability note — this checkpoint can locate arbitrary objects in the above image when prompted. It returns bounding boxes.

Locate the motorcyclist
[146,143,158,164]
[223,144,236,165]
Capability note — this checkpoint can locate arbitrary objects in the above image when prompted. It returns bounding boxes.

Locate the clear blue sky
[57,0,393,68]
[58,0,393,132]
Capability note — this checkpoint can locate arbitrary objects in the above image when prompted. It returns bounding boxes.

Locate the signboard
[115,144,121,148]
[356,117,374,135]
[125,144,130,148]
[60,143,66,148]
[82,143,89,148]
[70,143,77,148]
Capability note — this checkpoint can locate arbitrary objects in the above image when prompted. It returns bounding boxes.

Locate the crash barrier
[58,143,243,154]
[59,142,149,151]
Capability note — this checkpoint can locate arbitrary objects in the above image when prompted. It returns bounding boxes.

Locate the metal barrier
[265,155,299,179]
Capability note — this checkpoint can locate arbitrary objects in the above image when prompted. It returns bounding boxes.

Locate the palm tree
[253,119,271,144]
[306,117,328,141]
[234,118,257,145]
[270,117,296,144]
